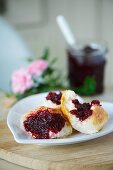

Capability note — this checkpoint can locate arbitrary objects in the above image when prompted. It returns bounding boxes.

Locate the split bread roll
[22,106,72,139]
[61,90,108,134]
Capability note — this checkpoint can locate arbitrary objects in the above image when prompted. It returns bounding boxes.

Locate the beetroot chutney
[70,99,100,121]
[46,92,62,105]
[23,108,65,139]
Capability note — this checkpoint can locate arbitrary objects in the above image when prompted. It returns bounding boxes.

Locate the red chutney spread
[46,92,62,105]
[23,108,65,139]
[70,99,101,121]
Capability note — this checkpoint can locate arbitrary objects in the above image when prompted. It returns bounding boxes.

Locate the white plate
[7,92,113,145]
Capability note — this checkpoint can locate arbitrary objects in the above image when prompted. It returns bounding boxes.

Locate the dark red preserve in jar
[67,41,108,95]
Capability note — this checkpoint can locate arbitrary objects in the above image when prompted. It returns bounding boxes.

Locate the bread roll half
[22,106,72,139]
[61,90,108,134]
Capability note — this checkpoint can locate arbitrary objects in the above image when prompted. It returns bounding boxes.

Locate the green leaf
[74,76,96,96]
[41,48,49,60]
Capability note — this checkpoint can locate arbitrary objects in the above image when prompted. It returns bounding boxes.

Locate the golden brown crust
[37,106,63,115]
[61,91,72,124]
[23,106,65,120]
[91,106,108,131]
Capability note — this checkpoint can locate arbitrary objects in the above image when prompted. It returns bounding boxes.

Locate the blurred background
[0,0,113,92]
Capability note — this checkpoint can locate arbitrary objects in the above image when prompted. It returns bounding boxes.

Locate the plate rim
[7,93,113,145]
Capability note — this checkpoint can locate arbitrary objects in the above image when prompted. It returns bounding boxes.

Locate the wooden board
[0,121,113,170]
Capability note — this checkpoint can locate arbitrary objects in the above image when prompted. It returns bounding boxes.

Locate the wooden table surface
[0,88,113,170]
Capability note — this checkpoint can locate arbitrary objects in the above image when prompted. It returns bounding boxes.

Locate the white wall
[2,0,113,88]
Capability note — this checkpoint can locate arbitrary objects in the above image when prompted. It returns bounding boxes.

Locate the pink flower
[11,68,33,94]
[27,59,48,76]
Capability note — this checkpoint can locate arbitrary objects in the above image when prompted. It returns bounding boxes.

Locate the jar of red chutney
[67,40,108,96]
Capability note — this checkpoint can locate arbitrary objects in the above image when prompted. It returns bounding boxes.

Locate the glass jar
[67,40,108,95]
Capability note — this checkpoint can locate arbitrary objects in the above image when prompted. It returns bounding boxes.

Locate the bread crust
[91,106,108,131]
[23,106,66,120]
[61,91,72,124]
